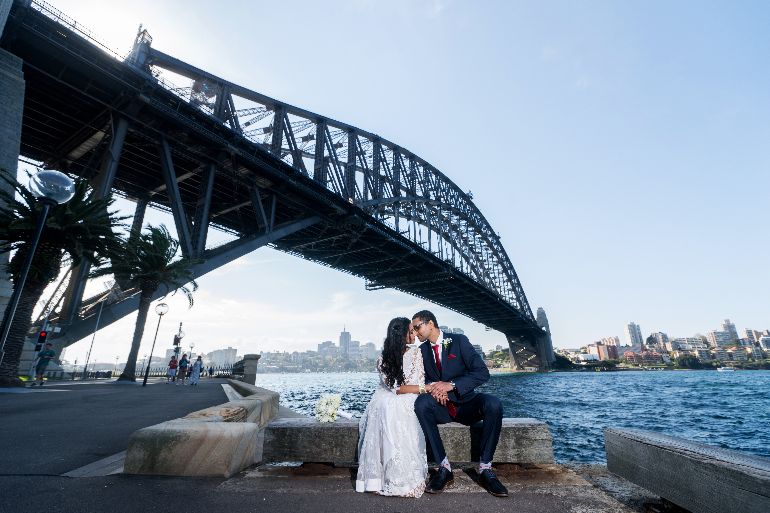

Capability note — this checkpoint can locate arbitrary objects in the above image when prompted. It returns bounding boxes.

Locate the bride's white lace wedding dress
[355,344,428,497]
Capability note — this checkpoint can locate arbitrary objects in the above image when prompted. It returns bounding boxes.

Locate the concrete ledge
[605,428,770,513]
[263,417,554,466]
[124,420,258,477]
[123,383,280,477]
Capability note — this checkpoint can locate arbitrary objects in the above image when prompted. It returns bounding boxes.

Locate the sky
[22,0,770,364]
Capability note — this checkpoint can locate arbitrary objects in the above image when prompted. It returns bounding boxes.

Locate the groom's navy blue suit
[415,332,503,465]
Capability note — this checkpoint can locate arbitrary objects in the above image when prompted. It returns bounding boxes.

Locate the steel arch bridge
[2,0,553,369]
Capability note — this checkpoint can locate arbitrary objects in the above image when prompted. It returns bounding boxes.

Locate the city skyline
[31,0,770,365]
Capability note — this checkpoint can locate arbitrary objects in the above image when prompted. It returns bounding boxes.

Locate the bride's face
[406,325,416,345]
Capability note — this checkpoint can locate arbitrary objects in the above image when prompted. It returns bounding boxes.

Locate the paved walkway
[0,378,229,475]
[0,378,651,513]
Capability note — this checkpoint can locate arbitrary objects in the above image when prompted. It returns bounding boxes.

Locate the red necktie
[432,344,456,417]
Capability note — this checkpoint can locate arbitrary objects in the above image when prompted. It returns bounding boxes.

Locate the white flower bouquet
[315,393,342,423]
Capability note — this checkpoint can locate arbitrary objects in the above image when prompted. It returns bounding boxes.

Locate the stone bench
[605,428,770,513]
[123,381,279,477]
[263,417,554,466]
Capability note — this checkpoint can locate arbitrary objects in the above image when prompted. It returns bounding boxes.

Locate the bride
[356,317,429,497]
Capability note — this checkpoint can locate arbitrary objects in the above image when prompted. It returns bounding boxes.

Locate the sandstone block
[124,420,258,477]
[263,417,554,466]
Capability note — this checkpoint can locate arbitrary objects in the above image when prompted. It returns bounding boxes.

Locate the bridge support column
[507,334,540,371]
[0,42,25,327]
[59,118,128,325]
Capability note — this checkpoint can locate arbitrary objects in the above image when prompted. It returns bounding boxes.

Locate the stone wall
[0,29,25,325]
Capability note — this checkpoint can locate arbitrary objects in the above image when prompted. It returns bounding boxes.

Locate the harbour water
[254,369,770,463]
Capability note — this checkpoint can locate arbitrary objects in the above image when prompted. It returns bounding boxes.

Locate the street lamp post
[0,170,75,366]
[143,303,169,387]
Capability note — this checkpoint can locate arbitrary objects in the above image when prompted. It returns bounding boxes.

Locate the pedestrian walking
[166,355,178,383]
[189,356,203,385]
[208,366,214,378]
[177,354,189,385]
[31,342,56,387]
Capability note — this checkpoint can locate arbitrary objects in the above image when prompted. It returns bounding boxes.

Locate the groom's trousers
[414,392,503,464]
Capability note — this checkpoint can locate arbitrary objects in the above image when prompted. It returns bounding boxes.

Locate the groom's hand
[430,381,454,405]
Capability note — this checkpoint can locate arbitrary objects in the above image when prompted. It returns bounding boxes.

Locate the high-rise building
[625,322,644,347]
[601,336,620,347]
[745,329,766,345]
[722,319,739,344]
[706,330,733,348]
[472,344,484,357]
[360,342,378,360]
[339,327,351,356]
[318,340,337,358]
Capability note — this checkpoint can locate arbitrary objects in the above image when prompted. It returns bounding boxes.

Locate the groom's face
[411,318,430,342]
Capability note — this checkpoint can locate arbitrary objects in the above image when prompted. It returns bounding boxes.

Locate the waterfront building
[596,343,619,361]
[317,340,338,358]
[601,336,621,347]
[622,350,663,365]
[712,348,729,362]
[745,329,761,344]
[348,340,361,359]
[339,328,352,356]
[625,322,644,347]
[360,342,378,360]
[729,349,748,362]
[205,347,238,366]
[472,344,484,357]
[696,349,712,361]
[667,337,708,352]
[747,346,763,360]
[722,319,739,344]
[575,353,599,362]
[650,332,669,350]
[758,336,770,350]
[706,330,732,348]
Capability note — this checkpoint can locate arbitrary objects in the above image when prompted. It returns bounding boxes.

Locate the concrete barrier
[605,428,770,513]
[123,380,279,477]
[263,417,554,466]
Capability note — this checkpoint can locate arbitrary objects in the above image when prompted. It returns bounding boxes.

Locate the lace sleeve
[416,349,425,387]
[403,347,425,386]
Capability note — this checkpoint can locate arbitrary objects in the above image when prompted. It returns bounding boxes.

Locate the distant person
[177,354,189,385]
[208,366,214,378]
[189,356,203,386]
[166,355,178,383]
[31,342,56,387]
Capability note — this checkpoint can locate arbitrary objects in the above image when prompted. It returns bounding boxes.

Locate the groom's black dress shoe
[425,467,454,493]
[478,469,508,497]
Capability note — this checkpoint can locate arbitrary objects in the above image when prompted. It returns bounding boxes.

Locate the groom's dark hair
[412,310,438,328]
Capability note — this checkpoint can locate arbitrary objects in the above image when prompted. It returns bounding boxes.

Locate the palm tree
[0,169,125,387]
[92,224,198,382]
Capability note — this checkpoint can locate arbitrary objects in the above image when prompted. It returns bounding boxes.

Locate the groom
[412,310,508,497]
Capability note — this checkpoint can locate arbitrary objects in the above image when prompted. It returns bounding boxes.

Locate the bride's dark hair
[380,317,411,388]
